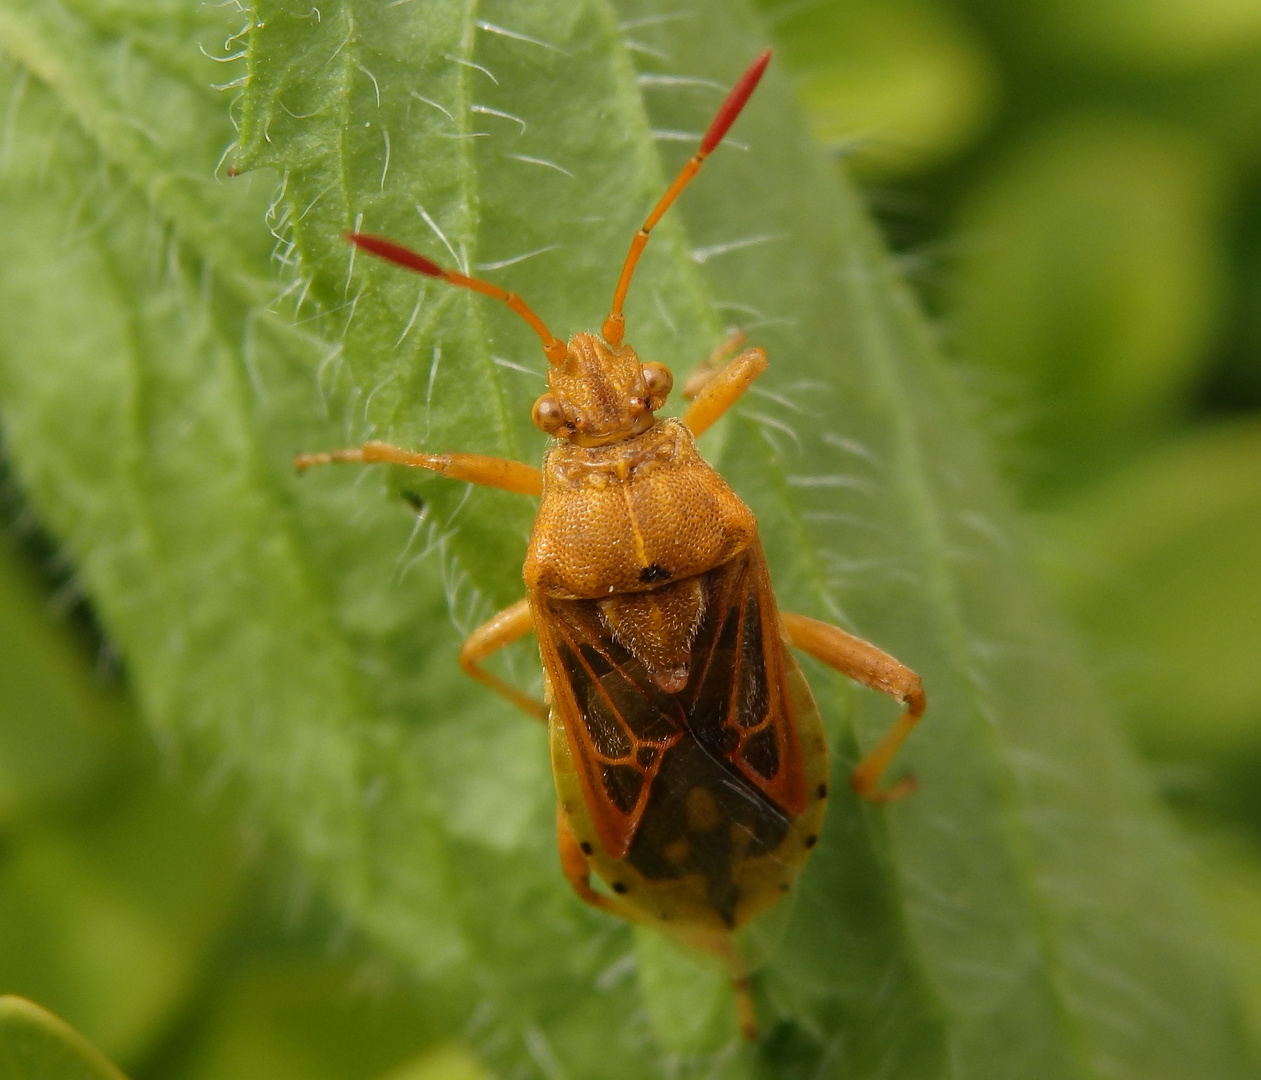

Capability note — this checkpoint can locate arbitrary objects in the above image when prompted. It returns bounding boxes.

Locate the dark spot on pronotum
[638,563,671,583]
[804,834,818,848]
[579,842,593,856]
[817,782,828,800]
[611,882,629,894]
[401,490,426,512]
[779,883,790,892]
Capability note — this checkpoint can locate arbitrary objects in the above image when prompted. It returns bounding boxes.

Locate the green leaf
[0,772,243,1067]
[1017,0,1261,71]
[168,960,474,1080]
[0,529,127,825]
[752,0,998,178]
[382,1044,492,1080]
[1040,419,1261,757]
[1191,831,1261,1064]
[0,1,1250,1077]
[0,997,128,1080]
[953,112,1228,498]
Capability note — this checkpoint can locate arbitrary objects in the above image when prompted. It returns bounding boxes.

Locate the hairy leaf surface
[0,1,1248,1077]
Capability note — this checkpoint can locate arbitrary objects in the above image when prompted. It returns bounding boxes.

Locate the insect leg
[781,612,926,802]
[556,807,630,917]
[682,328,747,399]
[709,936,760,1042]
[295,441,543,496]
[680,347,768,438]
[680,328,746,401]
[660,925,759,1040]
[460,599,548,722]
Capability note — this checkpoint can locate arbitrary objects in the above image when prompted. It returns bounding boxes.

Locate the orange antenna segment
[602,49,771,346]
[348,232,568,365]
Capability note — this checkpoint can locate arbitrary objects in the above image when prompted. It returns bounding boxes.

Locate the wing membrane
[536,600,685,857]
[684,546,808,817]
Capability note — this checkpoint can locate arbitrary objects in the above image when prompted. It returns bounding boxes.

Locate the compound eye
[641,362,673,398]
[532,394,566,434]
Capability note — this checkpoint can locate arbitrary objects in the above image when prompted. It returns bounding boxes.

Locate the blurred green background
[2,0,1260,1074]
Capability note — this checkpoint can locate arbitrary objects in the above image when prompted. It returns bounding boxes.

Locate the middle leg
[460,599,548,722]
[782,612,926,802]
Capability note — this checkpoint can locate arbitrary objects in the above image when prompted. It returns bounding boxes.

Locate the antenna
[602,49,771,346]
[347,232,568,365]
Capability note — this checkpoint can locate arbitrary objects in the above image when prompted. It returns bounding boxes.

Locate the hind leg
[782,612,926,802]
[681,344,768,439]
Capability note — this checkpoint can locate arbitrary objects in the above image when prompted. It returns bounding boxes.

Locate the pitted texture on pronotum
[524,419,758,600]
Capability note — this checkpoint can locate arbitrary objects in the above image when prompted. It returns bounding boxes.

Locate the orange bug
[297,50,925,1040]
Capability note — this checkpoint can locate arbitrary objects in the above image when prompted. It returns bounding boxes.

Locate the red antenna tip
[700,48,771,156]
[347,232,444,277]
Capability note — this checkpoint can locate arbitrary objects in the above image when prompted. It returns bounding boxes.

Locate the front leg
[682,328,747,399]
[782,612,926,802]
[296,441,543,497]
[681,346,768,438]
